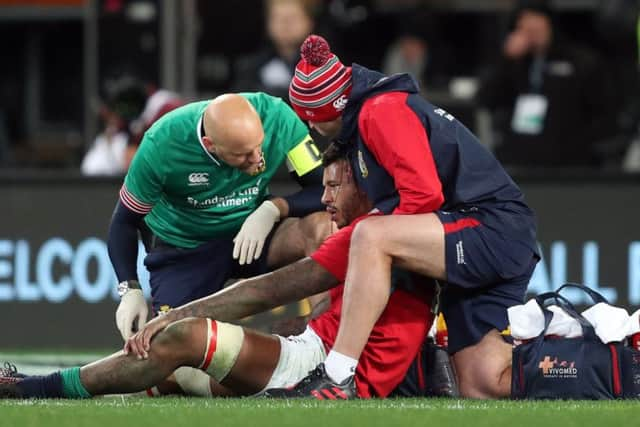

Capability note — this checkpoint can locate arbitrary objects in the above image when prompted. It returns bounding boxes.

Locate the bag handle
[534,291,577,313]
[534,291,598,342]
[556,282,609,305]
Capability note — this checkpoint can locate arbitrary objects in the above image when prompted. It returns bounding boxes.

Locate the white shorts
[261,326,327,392]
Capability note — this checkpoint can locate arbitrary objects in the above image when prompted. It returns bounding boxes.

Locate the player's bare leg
[83,318,280,396]
[266,211,331,268]
[77,319,209,395]
[1,318,281,398]
[332,214,446,362]
[451,330,512,398]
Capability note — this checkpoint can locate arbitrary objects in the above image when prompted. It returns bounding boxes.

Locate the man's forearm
[282,185,324,218]
[170,257,338,322]
[270,196,290,219]
[108,200,145,282]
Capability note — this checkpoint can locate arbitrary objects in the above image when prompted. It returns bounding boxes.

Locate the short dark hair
[321,141,349,167]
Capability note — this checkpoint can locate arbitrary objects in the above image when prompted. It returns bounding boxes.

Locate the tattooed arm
[172,257,337,321]
[124,257,338,357]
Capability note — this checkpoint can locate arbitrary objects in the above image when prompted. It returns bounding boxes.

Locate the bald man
[109,93,330,341]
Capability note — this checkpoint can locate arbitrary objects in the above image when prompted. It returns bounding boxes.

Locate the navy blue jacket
[336,64,538,254]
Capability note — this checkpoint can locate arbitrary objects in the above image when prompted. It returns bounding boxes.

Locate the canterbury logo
[333,95,348,111]
[188,172,209,185]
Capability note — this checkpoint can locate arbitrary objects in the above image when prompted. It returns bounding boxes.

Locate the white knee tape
[198,319,245,382]
[174,367,213,397]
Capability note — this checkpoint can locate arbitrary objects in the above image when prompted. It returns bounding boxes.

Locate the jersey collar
[196,113,221,166]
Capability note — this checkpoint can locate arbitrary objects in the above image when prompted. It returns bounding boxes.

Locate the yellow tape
[436,312,447,331]
[298,298,312,316]
[286,136,322,176]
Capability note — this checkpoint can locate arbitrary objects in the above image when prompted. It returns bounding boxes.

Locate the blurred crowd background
[1,0,639,175]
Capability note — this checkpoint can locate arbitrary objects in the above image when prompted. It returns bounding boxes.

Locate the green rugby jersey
[121,92,321,248]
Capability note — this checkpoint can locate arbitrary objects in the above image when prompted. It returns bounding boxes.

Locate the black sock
[16,372,64,398]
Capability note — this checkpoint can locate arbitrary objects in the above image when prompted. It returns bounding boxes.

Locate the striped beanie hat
[289,35,352,122]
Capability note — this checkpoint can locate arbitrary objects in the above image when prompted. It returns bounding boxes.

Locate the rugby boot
[0,362,24,398]
[262,363,356,399]
[423,340,459,397]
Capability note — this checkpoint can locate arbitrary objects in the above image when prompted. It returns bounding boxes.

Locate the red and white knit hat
[289,35,352,122]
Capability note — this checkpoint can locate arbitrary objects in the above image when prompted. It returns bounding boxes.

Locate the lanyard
[529,54,546,93]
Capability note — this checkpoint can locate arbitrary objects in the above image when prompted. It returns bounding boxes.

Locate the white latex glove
[116,289,149,341]
[233,200,281,265]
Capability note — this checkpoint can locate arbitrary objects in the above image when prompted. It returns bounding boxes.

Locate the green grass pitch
[1,352,637,427]
[0,398,637,427]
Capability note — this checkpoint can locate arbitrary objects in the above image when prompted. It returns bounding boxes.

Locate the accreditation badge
[511,94,548,135]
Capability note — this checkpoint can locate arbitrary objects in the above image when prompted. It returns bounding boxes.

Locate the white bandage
[174,367,213,397]
[198,319,245,382]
